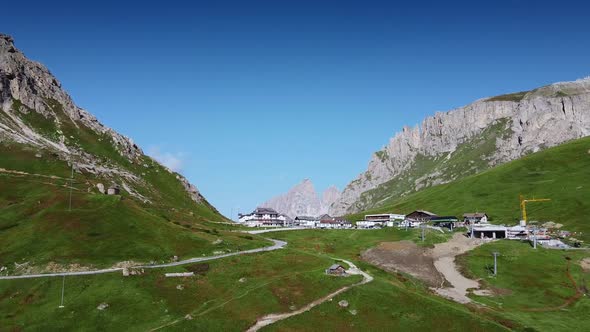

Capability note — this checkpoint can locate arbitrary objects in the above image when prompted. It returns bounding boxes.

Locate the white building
[357,220,384,229]
[318,218,353,229]
[365,213,405,222]
[363,213,405,227]
[469,224,507,239]
[463,213,489,225]
[294,216,319,228]
[238,207,288,227]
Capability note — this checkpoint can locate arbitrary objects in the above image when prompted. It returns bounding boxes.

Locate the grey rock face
[0,33,204,204]
[261,179,341,218]
[330,78,590,215]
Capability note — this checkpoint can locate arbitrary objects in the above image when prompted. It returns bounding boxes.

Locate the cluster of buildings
[237,207,573,248]
[238,208,293,227]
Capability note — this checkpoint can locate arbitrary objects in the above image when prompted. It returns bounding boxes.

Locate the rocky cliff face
[330,78,590,215]
[0,33,207,205]
[261,179,341,218]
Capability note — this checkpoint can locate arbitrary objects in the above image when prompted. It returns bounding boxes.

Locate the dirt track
[430,233,488,303]
[362,241,443,287]
[246,259,373,332]
[362,233,488,304]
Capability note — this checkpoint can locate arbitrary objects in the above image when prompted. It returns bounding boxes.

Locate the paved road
[0,239,286,280]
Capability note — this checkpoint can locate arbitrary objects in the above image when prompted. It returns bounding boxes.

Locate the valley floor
[1,227,588,331]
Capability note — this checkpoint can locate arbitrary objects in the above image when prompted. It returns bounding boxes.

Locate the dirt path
[521,260,584,312]
[430,233,488,303]
[245,259,373,332]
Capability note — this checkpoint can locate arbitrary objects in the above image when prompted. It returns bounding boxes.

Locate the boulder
[96,183,105,194]
[97,303,109,310]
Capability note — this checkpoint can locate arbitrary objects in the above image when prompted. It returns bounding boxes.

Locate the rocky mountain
[0,33,264,268]
[261,179,341,218]
[0,33,205,206]
[330,78,590,215]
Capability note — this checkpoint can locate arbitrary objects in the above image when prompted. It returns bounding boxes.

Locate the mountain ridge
[0,33,206,206]
[0,33,270,269]
[330,77,590,215]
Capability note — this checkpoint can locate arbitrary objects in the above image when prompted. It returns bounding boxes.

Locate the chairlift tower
[491,252,500,276]
[68,162,74,212]
[59,275,65,308]
[421,223,426,242]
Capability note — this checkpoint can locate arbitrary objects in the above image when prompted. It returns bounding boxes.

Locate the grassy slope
[264,229,513,331]
[458,240,590,331]
[0,100,266,270]
[354,118,512,212]
[348,136,590,241]
[0,248,360,331]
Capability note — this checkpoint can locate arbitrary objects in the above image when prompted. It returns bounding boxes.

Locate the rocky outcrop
[0,33,204,204]
[261,179,341,218]
[330,78,590,215]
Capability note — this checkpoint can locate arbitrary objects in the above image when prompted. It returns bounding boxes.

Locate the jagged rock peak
[0,33,14,45]
[261,179,341,219]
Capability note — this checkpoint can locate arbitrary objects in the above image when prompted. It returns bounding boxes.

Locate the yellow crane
[519,195,551,226]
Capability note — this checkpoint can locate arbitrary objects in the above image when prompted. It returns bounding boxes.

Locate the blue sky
[2,0,589,218]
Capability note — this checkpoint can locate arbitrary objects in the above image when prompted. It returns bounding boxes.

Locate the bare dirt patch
[579,258,590,272]
[361,241,443,287]
[362,234,491,304]
[430,233,488,303]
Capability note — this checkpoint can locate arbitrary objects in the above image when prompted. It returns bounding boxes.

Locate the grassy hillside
[0,246,360,331]
[348,136,590,240]
[2,228,496,331]
[266,229,590,332]
[0,143,267,272]
[458,240,590,331]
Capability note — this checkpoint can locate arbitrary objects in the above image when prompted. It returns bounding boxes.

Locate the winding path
[0,229,374,332]
[0,239,286,280]
[246,259,374,332]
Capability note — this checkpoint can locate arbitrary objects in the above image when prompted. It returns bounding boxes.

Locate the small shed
[325,264,347,276]
[107,185,120,195]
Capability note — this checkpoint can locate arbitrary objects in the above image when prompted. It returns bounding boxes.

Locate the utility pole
[421,224,426,242]
[68,162,74,212]
[492,252,500,276]
[59,275,65,308]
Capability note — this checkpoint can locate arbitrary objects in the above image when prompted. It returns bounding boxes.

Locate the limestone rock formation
[261,179,341,218]
[0,33,206,204]
[330,78,590,215]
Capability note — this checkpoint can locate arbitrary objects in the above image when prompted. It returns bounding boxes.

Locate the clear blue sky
[3,0,589,218]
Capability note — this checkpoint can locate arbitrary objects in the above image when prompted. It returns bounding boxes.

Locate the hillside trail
[430,233,489,303]
[0,239,286,280]
[246,259,373,332]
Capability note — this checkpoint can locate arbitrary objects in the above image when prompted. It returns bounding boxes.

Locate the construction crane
[519,195,551,226]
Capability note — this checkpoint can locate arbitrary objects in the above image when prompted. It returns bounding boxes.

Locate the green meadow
[348,136,590,242]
